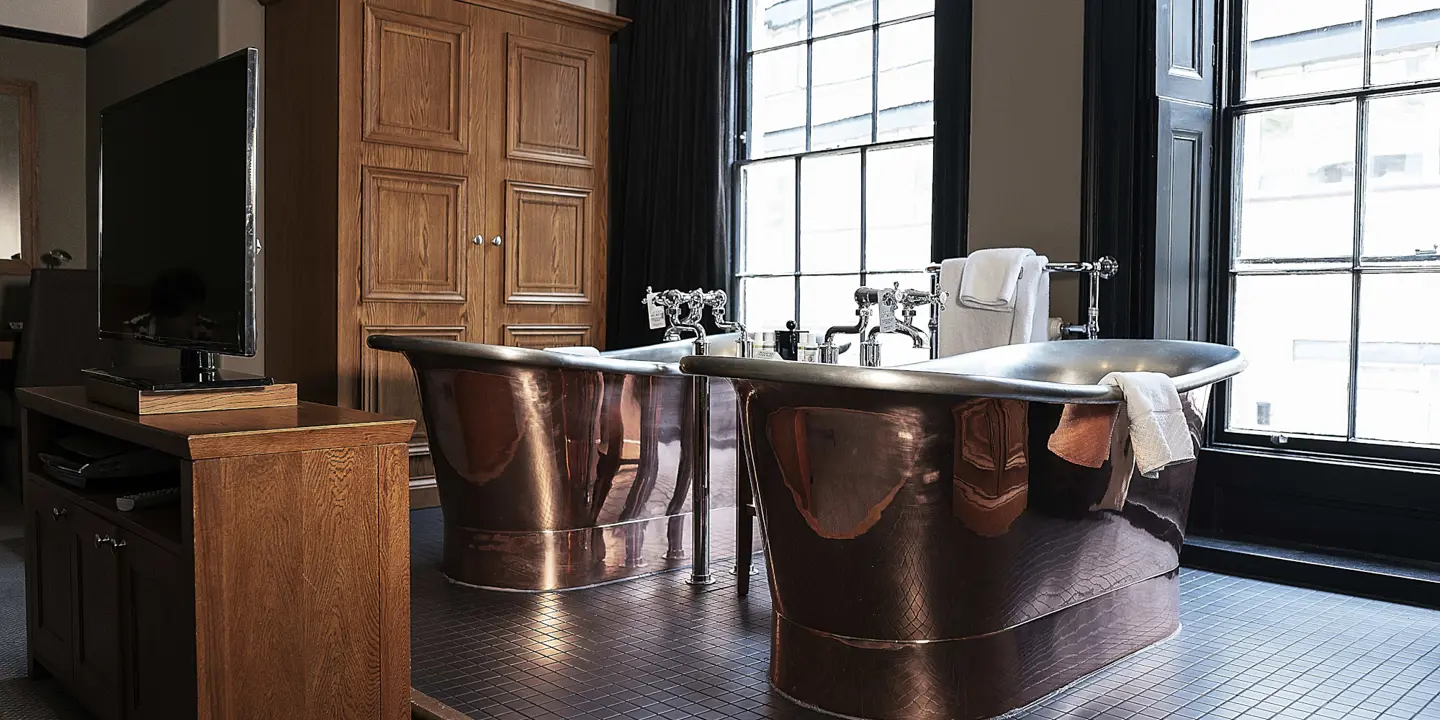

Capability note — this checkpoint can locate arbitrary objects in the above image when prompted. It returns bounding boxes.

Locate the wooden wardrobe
[266,0,626,493]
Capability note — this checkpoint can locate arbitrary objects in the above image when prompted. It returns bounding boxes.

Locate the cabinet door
[119,530,195,720]
[346,0,490,484]
[70,506,122,720]
[23,479,73,681]
[473,7,610,349]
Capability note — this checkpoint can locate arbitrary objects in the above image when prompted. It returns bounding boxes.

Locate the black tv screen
[98,48,257,356]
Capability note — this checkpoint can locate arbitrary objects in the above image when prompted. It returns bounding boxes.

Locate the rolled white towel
[958,248,1034,310]
[1100,371,1195,478]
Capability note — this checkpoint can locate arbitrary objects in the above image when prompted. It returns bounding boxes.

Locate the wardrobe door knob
[471,234,483,246]
[491,236,503,247]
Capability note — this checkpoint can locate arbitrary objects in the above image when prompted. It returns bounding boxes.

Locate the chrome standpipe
[643,287,721,586]
[927,264,943,360]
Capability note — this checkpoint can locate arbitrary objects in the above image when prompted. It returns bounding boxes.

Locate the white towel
[958,248,1034,310]
[548,346,600,356]
[936,254,1050,357]
[1100,372,1195,479]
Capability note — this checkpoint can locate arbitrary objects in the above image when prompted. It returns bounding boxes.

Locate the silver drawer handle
[93,535,127,550]
[51,507,66,519]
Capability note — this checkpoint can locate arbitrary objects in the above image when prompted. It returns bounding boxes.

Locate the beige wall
[967,0,1085,324]
[0,37,88,267]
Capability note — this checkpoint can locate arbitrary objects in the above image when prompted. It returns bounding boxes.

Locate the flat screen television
[91,48,264,390]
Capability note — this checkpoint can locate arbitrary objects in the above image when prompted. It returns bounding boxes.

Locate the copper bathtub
[368,334,745,591]
[682,340,1246,720]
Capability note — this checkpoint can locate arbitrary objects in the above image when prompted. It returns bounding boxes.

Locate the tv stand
[18,386,415,719]
[179,348,219,379]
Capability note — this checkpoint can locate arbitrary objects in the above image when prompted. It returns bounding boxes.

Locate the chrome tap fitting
[819,287,879,364]
[857,283,940,367]
[701,289,752,358]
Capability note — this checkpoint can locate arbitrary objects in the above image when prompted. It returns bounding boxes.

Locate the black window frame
[1208,0,1440,469]
[730,0,941,328]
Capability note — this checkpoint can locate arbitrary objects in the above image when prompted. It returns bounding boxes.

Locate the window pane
[1234,102,1356,263]
[1229,274,1353,438]
[751,0,807,51]
[1242,0,1363,101]
[800,152,861,273]
[811,31,874,150]
[799,274,861,333]
[812,0,873,38]
[1372,1,1440,86]
[741,160,797,275]
[1364,93,1440,260]
[880,0,932,22]
[877,18,934,141]
[750,47,807,158]
[865,142,932,271]
[742,277,796,330]
[1356,273,1440,444]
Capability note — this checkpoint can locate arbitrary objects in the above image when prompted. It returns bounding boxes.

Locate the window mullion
[794,155,803,326]
[860,147,868,284]
[1362,0,1375,89]
[1347,98,1369,441]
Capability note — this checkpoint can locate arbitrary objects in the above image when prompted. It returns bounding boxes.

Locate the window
[736,0,935,360]
[1222,0,1440,453]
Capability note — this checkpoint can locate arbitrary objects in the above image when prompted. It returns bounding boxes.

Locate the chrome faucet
[857,283,942,367]
[701,289,752,358]
[818,287,879,364]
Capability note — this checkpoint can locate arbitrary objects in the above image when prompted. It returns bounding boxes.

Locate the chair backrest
[16,268,106,388]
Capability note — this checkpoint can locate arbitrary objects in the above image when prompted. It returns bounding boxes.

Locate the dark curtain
[607,0,732,349]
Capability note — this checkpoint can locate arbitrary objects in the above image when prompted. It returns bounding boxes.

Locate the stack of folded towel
[937,248,1050,357]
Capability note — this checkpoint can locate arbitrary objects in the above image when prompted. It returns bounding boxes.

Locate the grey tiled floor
[409,508,1440,720]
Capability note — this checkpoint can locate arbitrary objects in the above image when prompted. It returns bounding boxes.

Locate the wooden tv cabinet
[18,386,415,720]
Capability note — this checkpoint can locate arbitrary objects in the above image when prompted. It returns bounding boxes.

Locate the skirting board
[84,377,299,415]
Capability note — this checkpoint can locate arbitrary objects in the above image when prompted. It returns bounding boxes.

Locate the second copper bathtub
[368,334,745,591]
[682,340,1246,720]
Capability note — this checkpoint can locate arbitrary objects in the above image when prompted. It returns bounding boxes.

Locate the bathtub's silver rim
[680,339,1247,403]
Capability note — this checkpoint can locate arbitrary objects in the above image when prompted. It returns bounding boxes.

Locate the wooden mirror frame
[0,77,38,275]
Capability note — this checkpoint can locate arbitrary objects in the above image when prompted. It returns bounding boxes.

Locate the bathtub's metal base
[442,506,752,592]
[769,572,1181,720]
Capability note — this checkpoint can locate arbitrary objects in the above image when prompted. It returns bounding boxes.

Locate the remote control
[116,487,181,512]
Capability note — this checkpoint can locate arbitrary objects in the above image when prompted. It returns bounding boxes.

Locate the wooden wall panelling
[361,167,469,303]
[364,5,472,153]
[503,181,591,304]
[503,324,592,349]
[505,35,594,167]
[340,0,488,412]
[477,7,611,347]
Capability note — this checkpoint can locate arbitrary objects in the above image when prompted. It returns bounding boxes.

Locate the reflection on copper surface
[736,379,1212,720]
[397,355,741,591]
[953,398,1029,537]
[768,406,917,539]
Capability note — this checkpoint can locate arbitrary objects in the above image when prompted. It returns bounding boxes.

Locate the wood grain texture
[378,443,412,720]
[0,77,39,275]
[192,444,407,719]
[364,5,472,153]
[502,323,591,349]
[460,0,628,33]
[504,181,591,303]
[18,387,415,460]
[83,379,299,415]
[361,167,469,303]
[506,34,593,167]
